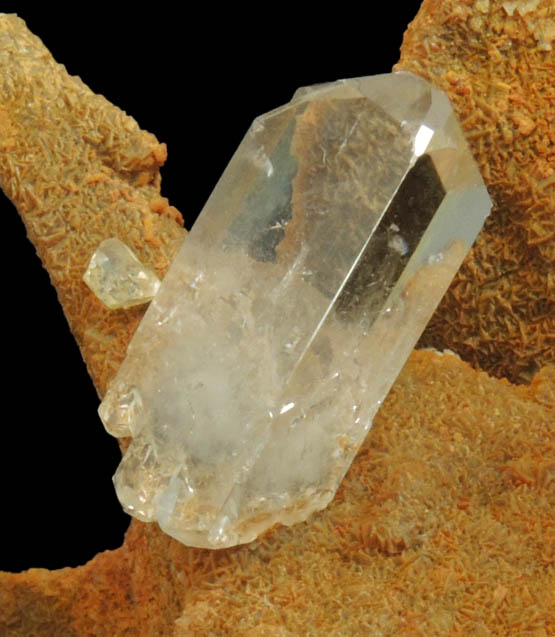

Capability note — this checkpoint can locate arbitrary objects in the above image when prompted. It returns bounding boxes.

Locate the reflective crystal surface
[99,72,492,548]
[83,238,161,309]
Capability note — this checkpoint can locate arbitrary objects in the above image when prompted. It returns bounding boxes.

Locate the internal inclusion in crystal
[99,72,492,549]
[336,154,446,324]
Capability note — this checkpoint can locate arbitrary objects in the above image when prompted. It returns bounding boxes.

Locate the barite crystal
[83,237,161,309]
[99,72,492,548]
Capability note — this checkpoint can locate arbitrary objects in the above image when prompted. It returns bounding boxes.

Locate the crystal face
[83,238,161,309]
[99,72,492,548]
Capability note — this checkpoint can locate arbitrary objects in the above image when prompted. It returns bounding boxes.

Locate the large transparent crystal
[99,72,492,548]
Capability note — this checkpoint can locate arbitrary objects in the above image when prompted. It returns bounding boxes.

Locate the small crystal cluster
[99,72,491,549]
[84,238,160,309]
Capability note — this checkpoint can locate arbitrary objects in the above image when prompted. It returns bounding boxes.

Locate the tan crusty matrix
[0,3,553,635]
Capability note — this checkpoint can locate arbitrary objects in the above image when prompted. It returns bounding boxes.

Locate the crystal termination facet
[99,72,492,549]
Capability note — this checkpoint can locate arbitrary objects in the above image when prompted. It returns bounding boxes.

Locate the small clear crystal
[100,72,492,548]
[83,238,161,309]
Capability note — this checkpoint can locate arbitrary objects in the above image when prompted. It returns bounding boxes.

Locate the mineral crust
[100,72,492,548]
[1,2,554,635]
[0,13,186,397]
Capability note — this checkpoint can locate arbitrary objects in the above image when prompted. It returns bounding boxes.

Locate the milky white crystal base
[100,72,491,548]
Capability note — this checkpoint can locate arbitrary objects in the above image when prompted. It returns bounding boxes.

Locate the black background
[1,5,423,572]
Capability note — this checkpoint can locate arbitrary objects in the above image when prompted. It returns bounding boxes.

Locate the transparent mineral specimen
[83,238,161,309]
[99,72,492,548]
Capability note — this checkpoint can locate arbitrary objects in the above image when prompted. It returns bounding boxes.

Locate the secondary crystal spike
[99,71,492,548]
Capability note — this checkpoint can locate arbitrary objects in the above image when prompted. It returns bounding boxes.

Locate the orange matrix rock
[0,2,553,635]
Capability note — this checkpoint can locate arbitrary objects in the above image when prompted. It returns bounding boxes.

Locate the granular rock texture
[0,13,186,396]
[0,1,554,635]
[1,351,553,635]
[397,0,555,383]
